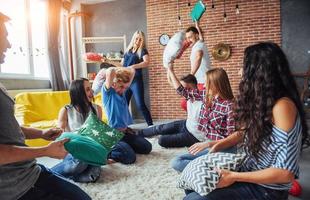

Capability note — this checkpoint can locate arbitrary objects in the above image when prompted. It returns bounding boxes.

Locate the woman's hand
[127,65,135,69]
[216,169,237,188]
[188,141,218,155]
[188,142,209,155]
[209,141,222,153]
[41,128,63,141]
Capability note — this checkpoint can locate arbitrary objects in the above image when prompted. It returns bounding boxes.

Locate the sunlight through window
[0,0,49,79]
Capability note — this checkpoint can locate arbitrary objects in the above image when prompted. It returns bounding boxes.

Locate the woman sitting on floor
[167,65,236,172]
[184,42,310,200]
[52,78,102,183]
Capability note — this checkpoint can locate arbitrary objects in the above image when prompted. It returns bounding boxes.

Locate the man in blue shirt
[102,67,152,164]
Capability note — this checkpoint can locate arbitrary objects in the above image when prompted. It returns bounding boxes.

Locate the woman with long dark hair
[52,78,102,183]
[184,42,310,200]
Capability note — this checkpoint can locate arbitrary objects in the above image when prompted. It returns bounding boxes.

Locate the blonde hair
[114,68,131,83]
[205,68,234,103]
[0,12,10,24]
[125,30,146,59]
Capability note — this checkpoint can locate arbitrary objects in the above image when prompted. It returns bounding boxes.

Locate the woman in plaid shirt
[167,63,236,172]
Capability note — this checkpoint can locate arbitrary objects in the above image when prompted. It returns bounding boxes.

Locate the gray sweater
[0,84,40,200]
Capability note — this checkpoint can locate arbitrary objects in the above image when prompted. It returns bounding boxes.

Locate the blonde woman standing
[123,30,153,126]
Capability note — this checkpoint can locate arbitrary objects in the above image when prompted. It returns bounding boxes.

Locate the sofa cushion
[15,91,107,127]
[28,120,58,129]
[15,91,108,147]
[15,91,70,125]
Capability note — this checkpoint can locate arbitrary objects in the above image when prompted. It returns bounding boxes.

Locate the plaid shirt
[176,85,235,141]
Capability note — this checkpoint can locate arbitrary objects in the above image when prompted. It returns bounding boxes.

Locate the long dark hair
[69,78,96,120]
[235,42,310,159]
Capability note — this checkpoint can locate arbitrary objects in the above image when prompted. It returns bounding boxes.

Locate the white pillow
[177,152,245,196]
[163,31,185,68]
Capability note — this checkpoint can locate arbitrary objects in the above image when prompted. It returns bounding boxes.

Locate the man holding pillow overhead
[180,21,211,111]
[185,21,211,89]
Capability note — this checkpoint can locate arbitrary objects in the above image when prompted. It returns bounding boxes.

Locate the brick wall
[146,0,281,119]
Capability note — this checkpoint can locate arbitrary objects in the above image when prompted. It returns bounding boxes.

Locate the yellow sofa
[14,91,107,147]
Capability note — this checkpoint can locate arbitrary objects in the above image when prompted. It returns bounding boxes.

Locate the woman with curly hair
[184,42,310,200]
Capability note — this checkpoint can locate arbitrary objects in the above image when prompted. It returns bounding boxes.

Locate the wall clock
[159,33,170,46]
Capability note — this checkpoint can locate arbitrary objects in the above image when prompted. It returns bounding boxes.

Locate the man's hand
[168,61,174,71]
[195,20,199,29]
[41,128,63,141]
[44,138,69,159]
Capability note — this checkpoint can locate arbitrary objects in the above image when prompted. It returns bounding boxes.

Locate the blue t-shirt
[123,48,148,77]
[101,85,133,129]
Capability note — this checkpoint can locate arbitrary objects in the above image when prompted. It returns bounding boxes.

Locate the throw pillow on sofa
[57,132,108,166]
[177,152,245,196]
[77,112,124,151]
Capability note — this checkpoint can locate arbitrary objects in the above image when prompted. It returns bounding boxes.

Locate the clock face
[159,34,170,46]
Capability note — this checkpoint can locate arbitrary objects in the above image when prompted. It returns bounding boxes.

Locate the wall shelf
[81,35,126,78]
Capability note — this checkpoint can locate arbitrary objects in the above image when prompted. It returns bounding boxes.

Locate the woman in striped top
[184,42,310,200]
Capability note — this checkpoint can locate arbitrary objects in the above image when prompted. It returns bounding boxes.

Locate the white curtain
[46,0,70,91]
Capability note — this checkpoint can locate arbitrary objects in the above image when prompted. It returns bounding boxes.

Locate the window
[0,0,49,79]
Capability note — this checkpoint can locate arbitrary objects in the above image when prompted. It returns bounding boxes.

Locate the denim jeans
[183,182,289,200]
[125,75,153,126]
[138,120,199,148]
[51,154,101,183]
[19,164,91,200]
[171,146,236,172]
[109,134,152,164]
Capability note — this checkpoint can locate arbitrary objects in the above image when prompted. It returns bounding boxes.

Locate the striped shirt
[176,86,235,141]
[241,116,302,190]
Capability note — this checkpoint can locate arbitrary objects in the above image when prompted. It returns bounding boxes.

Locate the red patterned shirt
[176,86,235,140]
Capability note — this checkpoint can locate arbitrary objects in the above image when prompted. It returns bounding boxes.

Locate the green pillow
[190,0,206,22]
[77,112,124,151]
[57,132,108,166]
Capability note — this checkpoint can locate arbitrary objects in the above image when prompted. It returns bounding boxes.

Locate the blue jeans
[138,120,199,148]
[51,154,101,183]
[183,182,288,200]
[125,75,153,126]
[171,146,236,172]
[109,134,152,164]
[19,164,91,200]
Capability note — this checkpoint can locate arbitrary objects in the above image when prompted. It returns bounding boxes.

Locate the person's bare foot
[107,159,116,164]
